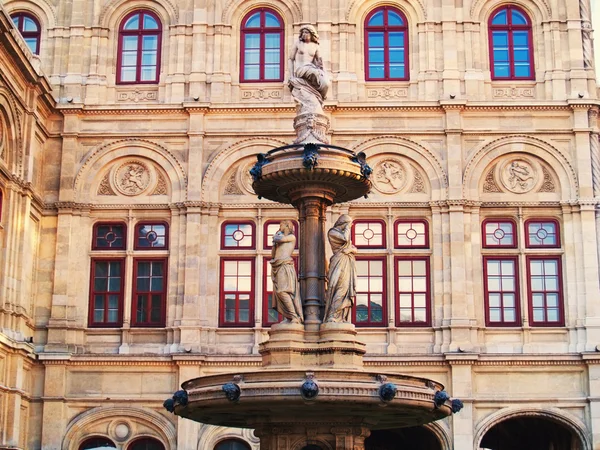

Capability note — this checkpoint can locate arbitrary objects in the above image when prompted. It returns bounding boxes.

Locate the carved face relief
[499,158,537,193]
[114,161,151,196]
[373,159,407,194]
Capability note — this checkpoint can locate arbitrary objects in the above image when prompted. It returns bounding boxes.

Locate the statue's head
[334,214,352,228]
[299,25,319,43]
[279,220,294,235]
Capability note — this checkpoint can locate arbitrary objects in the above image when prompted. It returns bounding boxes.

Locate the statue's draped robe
[323,227,357,322]
[289,62,330,115]
[270,257,304,322]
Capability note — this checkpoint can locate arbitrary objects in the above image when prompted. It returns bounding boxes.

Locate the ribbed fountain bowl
[172,370,454,430]
[250,143,373,205]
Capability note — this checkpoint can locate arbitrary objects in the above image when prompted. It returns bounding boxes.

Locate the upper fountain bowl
[250,143,373,206]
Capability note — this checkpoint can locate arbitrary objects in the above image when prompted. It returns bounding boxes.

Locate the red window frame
[116,10,162,85]
[240,8,284,82]
[92,222,127,250]
[262,256,298,326]
[483,256,521,326]
[263,219,299,250]
[354,256,386,327]
[394,256,431,326]
[351,219,386,249]
[220,257,255,327]
[525,218,560,248]
[134,221,169,250]
[79,437,117,450]
[11,12,41,55]
[526,256,564,327]
[482,218,517,248]
[221,221,256,249]
[364,6,409,81]
[394,219,429,249]
[131,258,167,327]
[488,5,534,80]
[89,258,125,327]
[128,437,165,450]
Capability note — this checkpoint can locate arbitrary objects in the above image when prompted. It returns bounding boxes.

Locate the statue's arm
[288,42,298,80]
[273,233,296,244]
[313,46,323,69]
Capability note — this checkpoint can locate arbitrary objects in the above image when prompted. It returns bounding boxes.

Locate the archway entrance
[480,416,581,450]
[365,426,442,450]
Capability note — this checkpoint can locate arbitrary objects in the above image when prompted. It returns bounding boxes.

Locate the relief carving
[500,159,537,193]
[241,89,282,101]
[117,89,158,102]
[224,171,243,195]
[238,161,256,195]
[367,87,408,100]
[483,166,502,193]
[0,115,4,159]
[97,173,117,195]
[537,166,556,193]
[409,166,426,193]
[114,161,152,196]
[151,172,168,195]
[372,159,407,194]
[492,87,535,99]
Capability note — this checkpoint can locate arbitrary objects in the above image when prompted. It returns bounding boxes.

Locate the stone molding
[221,0,301,23]
[470,0,551,21]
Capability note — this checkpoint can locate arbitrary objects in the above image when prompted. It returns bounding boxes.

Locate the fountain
[164,24,462,450]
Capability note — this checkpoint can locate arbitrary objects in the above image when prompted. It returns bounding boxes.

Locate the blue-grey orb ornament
[223,382,241,402]
[378,383,397,402]
[434,390,450,408]
[300,379,319,400]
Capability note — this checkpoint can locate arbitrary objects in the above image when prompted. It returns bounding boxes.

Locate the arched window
[128,437,165,450]
[79,436,117,449]
[240,8,284,82]
[364,6,408,81]
[214,439,251,450]
[10,12,41,55]
[117,10,162,84]
[489,5,534,80]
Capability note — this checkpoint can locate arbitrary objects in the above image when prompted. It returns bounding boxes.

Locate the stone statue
[288,24,330,115]
[270,220,304,324]
[323,215,357,323]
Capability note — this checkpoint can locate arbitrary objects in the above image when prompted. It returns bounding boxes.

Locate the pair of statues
[270,216,357,324]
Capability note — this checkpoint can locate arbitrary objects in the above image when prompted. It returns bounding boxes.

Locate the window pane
[389,64,405,79]
[368,11,384,26]
[122,36,138,51]
[238,276,251,291]
[245,49,260,65]
[143,14,159,29]
[23,17,38,31]
[368,49,384,63]
[488,294,500,307]
[388,11,404,26]
[514,65,531,78]
[25,38,38,53]
[265,33,280,49]
[141,67,156,81]
[142,36,158,50]
[245,12,261,28]
[512,10,528,25]
[504,308,516,322]
[137,277,150,291]
[265,48,280,63]
[388,32,404,48]
[122,52,137,66]
[494,64,510,78]
[368,32,384,49]
[547,309,559,322]
[265,13,280,27]
[124,14,140,30]
[489,308,501,322]
[492,10,508,25]
[151,277,163,291]
[11,17,19,27]
[142,51,157,65]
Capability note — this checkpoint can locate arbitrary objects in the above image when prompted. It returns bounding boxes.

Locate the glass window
[79,437,117,450]
[129,437,166,450]
[220,258,255,326]
[484,257,520,326]
[354,258,386,326]
[222,221,256,249]
[132,259,167,327]
[365,6,409,81]
[240,8,284,82]
[93,223,126,249]
[352,220,385,248]
[525,219,559,248]
[89,259,124,327]
[10,13,41,54]
[527,256,563,326]
[489,5,534,80]
[394,220,429,248]
[135,222,168,249]
[117,10,162,84]
[482,219,517,248]
[395,257,430,326]
[215,439,251,450]
[263,220,298,249]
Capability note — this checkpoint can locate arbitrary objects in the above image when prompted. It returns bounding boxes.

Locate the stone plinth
[259,323,366,370]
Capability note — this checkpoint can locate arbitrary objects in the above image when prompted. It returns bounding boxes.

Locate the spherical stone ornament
[300,379,319,400]
[222,382,241,402]
[379,383,397,402]
[114,423,130,440]
[114,160,152,196]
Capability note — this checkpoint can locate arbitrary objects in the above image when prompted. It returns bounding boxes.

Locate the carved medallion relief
[369,155,426,195]
[97,159,167,197]
[483,155,556,194]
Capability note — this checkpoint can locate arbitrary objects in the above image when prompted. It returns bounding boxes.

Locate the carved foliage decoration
[482,156,557,195]
[223,160,256,196]
[97,159,168,198]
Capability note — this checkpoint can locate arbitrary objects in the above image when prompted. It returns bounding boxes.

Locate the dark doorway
[300,446,323,450]
[480,416,577,450]
[365,426,442,450]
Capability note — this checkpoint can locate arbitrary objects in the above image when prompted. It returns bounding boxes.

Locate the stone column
[253,423,371,450]
[580,0,594,69]
[290,187,335,333]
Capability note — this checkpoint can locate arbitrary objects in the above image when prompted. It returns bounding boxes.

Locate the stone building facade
[0,0,599,448]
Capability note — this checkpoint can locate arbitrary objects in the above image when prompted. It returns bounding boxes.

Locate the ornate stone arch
[74,138,187,203]
[352,135,448,200]
[423,421,452,450]
[470,0,551,22]
[197,424,259,450]
[346,0,426,25]
[0,88,23,177]
[473,407,592,450]
[62,406,176,450]
[3,0,57,29]
[99,0,178,28]
[201,137,288,203]
[290,436,334,450]
[222,0,301,24]
[463,135,577,200]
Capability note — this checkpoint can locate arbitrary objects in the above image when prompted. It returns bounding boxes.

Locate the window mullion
[260,28,265,81]
[136,30,143,83]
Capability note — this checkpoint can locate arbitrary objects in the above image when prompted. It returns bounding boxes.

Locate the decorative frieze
[116,89,158,102]
[241,89,283,101]
[367,87,408,100]
[97,173,116,196]
[492,87,535,99]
